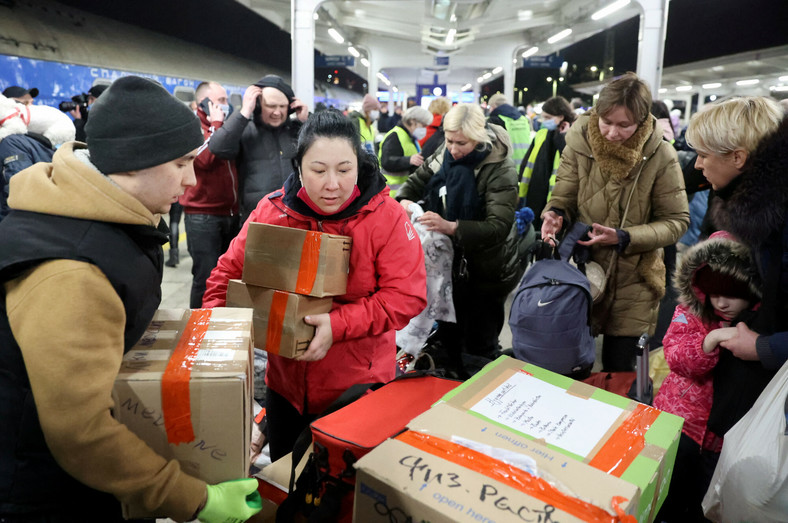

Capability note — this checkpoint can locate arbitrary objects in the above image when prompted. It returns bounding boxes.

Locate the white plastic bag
[702,359,788,522]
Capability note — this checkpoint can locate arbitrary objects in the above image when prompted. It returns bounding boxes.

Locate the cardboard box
[226,279,333,358]
[354,434,622,523]
[112,308,254,518]
[242,223,351,297]
[437,356,683,522]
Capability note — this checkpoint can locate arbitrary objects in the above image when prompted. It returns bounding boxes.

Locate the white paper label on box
[197,349,236,361]
[123,350,170,362]
[469,371,623,458]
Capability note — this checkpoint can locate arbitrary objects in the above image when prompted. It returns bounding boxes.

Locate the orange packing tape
[396,431,635,523]
[161,309,213,445]
[295,231,322,294]
[265,291,289,355]
[588,403,661,476]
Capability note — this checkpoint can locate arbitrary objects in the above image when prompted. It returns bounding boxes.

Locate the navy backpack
[508,222,596,376]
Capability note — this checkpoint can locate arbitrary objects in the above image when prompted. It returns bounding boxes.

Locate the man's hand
[719,322,761,360]
[240,85,262,119]
[69,105,83,120]
[207,100,225,123]
[577,223,619,247]
[198,479,262,523]
[297,313,333,362]
[291,98,309,122]
[541,211,563,246]
[409,154,424,167]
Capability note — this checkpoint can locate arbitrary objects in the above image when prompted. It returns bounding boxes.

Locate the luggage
[508,222,596,376]
[275,372,461,522]
[583,333,654,405]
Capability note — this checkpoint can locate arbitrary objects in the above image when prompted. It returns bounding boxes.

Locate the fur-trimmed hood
[674,235,761,321]
[711,116,788,247]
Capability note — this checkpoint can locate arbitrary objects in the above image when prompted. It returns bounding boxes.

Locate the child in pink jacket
[654,232,761,522]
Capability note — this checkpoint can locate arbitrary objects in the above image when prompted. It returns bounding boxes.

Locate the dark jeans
[655,432,718,522]
[184,213,240,308]
[265,388,317,462]
[167,202,183,251]
[601,335,639,372]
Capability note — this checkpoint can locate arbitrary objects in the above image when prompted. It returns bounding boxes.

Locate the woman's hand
[418,211,457,236]
[541,211,563,246]
[409,153,424,167]
[577,223,619,247]
[297,313,333,362]
[719,322,760,360]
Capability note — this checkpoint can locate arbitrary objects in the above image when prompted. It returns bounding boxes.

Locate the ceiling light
[770,85,788,92]
[462,83,472,91]
[517,10,532,21]
[736,79,759,86]
[392,86,399,92]
[676,85,693,92]
[658,88,667,93]
[477,77,484,83]
[702,82,721,89]
[590,65,598,72]
[348,46,360,58]
[360,58,370,68]
[547,29,572,44]
[779,75,788,82]
[313,12,319,20]
[492,66,502,74]
[376,72,390,86]
[522,47,539,58]
[482,72,492,79]
[591,0,631,21]
[446,28,456,45]
[328,28,344,44]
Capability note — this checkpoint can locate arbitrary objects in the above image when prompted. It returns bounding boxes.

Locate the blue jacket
[0,133,54,221]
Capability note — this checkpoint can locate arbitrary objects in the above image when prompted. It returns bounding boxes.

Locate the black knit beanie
[85,76,204,174]
[254,75,295,102]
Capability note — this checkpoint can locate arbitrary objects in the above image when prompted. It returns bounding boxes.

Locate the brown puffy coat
[546,113,689,336]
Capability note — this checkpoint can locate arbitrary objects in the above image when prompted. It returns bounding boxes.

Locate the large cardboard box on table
[242,222,352,297]
[226,279,333,359]
[112,308,254,518]
[442,356,682,522]
[354,356,682,523]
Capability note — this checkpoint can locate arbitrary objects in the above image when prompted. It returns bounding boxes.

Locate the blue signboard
[415,83,447,105]
[315,55,355,68]
[434,56,450,67]
[522,55,563,69]
[0,53,246,108]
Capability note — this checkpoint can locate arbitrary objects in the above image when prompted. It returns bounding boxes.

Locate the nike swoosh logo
[537,299,555,307]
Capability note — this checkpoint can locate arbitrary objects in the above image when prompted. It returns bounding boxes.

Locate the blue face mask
[540,118,558,131]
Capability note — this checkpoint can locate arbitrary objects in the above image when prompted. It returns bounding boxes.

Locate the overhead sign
[434,56,450,67]
[315,55,355,68]
[522,55,563,69]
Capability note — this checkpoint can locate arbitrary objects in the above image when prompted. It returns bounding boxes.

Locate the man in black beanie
[209,74,309,220]
[0,76,261,523]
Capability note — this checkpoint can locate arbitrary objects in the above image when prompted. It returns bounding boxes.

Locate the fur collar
[674,236,761,322]
[586,110,654,180]
[711,116,788,247]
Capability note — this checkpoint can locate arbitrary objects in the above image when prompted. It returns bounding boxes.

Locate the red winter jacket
[179,109,239,215]
[202,185,427,414]
[653,305,721,449]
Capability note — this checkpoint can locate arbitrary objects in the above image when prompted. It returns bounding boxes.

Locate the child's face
[710,295,750,320]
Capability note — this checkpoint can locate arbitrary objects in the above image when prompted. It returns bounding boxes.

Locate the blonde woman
[398,103,520,378]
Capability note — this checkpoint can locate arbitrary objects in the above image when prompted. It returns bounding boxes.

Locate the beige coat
[546,113,689,336]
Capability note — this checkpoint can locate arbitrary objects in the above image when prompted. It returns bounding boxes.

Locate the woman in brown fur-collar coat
[541,73,689,371]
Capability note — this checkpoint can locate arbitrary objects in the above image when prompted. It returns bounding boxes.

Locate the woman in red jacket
[202,109,427,460]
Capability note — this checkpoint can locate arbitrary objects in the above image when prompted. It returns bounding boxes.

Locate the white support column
[292,0,322,111]
[367,51,378,97]
[634,0,670,94]
[503,45,520,105]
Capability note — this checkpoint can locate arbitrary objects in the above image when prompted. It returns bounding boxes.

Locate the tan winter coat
[546,113,689,336]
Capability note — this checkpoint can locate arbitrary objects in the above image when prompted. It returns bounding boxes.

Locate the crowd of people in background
[2,70,788,522]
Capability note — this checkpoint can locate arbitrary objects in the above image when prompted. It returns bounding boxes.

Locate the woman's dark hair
[651,100,671,120]
[541,96,576,124]
[293,109,379,178]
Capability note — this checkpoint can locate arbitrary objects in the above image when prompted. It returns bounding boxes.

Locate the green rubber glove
[198,478,262,523]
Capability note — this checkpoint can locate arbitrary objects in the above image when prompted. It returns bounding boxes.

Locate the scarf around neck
[587,110,654,180]
[425,146,490,221]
